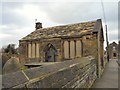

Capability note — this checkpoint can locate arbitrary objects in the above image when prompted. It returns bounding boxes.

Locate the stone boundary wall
[3,56,96,89]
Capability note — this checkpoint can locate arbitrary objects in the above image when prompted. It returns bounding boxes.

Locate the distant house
[19,19,104,77]
[106,42,119,59]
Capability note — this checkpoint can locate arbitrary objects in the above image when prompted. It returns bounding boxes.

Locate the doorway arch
[44,44,57,62]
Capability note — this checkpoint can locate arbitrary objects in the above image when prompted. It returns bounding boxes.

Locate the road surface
[0,59,2,89]
[92,59,118,88]
[0,75,2,89]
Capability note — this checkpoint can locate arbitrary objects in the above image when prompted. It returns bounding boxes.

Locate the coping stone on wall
[2,56,95,88]
[2,71,29,88]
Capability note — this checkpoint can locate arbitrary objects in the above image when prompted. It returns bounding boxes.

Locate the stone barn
[19,19,104,77]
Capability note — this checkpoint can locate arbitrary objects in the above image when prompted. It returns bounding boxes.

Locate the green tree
[2,44,18,67]
[4,44,16,54]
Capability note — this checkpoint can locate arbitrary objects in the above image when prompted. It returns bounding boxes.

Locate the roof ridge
[36,19,97,31]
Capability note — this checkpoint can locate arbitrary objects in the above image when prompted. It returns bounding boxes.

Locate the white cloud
[0,1,118,48]
[1,0,119,2]
[14,4,46,20]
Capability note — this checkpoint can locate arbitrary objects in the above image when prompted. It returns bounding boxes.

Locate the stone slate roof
[21,19,100,41]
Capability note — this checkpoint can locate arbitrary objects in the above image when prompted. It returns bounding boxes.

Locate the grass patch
[20,66,28,70]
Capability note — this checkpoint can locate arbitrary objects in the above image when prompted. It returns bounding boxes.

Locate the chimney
[35,22,42,30]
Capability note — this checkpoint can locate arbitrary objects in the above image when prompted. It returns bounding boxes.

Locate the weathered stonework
[19,19,104,78]
[3,57,97,88]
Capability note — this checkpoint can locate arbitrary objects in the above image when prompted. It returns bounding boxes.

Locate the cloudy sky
[0,0,119,48]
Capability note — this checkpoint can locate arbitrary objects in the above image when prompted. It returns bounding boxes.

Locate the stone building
[19,19,104,77]
[107,42,119,59]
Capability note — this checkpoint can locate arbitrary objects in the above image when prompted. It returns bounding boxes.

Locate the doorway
[44,44,57,62]
[113,53,116,57]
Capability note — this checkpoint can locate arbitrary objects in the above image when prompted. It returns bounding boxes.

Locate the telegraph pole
[101,0,109,62]
[105,25,109,62]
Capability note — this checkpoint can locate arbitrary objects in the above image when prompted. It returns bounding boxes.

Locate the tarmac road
[0,75,2,89]
[92,59,118,88]
[0,59,2,89]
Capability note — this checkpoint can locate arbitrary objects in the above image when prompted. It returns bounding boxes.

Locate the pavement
[0,60,2,89]
[92,59,118,88]
[0,75,2,89]
[0,60,2,74]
